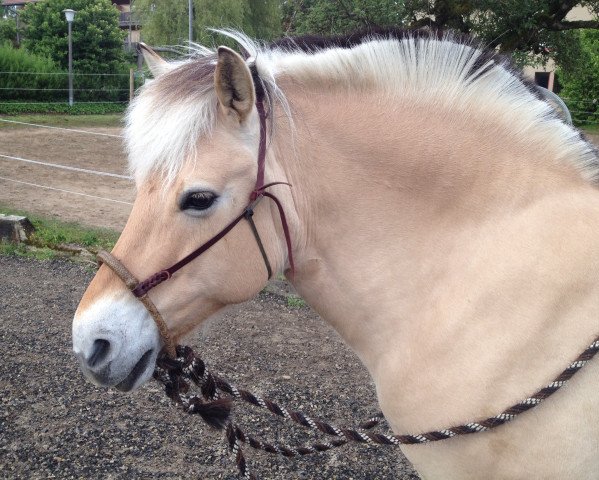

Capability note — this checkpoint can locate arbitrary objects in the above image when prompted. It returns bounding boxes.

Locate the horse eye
[181,191,218,211]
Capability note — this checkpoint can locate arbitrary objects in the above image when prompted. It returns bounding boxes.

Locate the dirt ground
[0,256,419,479]
[0,126,132,230]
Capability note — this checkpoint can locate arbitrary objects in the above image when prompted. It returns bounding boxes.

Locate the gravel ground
[0,255,420,479]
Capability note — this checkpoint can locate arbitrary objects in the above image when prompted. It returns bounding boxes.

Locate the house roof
[1,0,38,6]
[2,0,130,7]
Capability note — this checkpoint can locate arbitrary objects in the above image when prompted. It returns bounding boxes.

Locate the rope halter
[96,88,293,358]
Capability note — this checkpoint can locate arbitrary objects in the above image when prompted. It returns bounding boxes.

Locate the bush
[0,102,126,115]
[0,19,17,47]
[556,30,599,127]
[0,43,66,101]
[0,43,141,104]
[16,0,133,102]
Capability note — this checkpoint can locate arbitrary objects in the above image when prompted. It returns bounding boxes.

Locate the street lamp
[63,9,76,107]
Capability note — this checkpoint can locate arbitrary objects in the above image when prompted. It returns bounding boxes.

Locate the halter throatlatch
[97,85,293,358]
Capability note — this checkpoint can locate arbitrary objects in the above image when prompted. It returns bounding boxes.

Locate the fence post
[129,68,134,102]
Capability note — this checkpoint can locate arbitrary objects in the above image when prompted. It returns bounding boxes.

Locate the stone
[0,214,35,243]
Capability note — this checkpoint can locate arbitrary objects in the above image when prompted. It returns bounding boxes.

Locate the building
[1,0,38,45]
[112,0,142,51]
[522,5,595,92]
[1,0,37,8]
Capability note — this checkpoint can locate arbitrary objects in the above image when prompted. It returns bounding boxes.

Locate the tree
[19,0,129,102]
[282,0,406,35]
[0,17,17,47]
[247,0,282,40]
[283,0,599,58]
[556,29,599,125]
[21,0,127,73]
[136,0,281,47]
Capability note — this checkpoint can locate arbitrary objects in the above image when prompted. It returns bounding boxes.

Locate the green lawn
[0,113,124,129]
[0,205,119,260]
[581,124,599,135]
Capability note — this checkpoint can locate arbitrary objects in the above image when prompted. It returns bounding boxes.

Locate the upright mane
[125,29,598,184]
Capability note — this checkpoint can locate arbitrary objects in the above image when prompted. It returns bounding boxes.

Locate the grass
[0,113,123,129]
[581,124,599,135]
[0,241,57,261]
[0,205,119,260]
[286,294,307,309]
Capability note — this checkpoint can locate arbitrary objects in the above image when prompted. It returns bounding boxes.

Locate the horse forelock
[124,54,218,186]
[125,29,599,187]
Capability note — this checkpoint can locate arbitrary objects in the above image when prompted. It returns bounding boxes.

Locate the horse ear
[139,43,170,77]
[214,46,255,123]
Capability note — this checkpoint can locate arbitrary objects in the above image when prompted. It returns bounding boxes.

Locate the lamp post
[63,9,76,107]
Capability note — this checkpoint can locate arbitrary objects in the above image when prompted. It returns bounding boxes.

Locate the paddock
[1,117,599,478]
[0,122,132,230]
[0,254,419,478]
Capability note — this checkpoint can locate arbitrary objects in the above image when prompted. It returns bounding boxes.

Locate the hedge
[0,42,66,101]
[0,42,139,103]
[0,102,127,115]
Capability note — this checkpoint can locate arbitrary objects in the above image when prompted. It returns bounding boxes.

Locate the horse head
[72,45,291,391]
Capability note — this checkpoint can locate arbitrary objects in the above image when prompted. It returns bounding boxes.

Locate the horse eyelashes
[181,191,218,211]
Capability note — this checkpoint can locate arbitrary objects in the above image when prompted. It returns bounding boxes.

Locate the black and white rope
[153,336,599,478]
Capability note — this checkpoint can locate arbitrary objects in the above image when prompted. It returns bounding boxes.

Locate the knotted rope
[154,336,599,479]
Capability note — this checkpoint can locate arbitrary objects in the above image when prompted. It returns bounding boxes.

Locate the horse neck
[270,86,599,432]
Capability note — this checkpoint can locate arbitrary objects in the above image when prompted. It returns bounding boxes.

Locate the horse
[72,29,599,479]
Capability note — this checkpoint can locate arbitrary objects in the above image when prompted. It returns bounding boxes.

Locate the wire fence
[548,96,598,126]
[0,175,132,205]
[0,118,123,136]
[0,118,132,206]
[0,70,144,104]
[0,69,597,125]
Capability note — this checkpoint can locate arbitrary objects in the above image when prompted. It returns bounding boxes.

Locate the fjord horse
[73,31,599,478]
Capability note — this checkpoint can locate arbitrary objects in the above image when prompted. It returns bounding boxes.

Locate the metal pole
[188,0,193,44]
[68,21,73,106]
[15,11,20,46]
[128,0,133,51]
[129,68,134,102]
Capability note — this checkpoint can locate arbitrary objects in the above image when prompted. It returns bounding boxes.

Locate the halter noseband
[97,81,294,358]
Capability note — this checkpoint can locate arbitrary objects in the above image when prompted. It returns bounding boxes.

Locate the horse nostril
[88,339,111,368]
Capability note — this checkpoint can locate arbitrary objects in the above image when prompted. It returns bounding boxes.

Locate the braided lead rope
[154,346,380,479]
[211,374,378,444]
[157,335,599,448]
[226,423,256,480]
[359,414,385,430]
[233,424,348,457]
[160,346,384,442]
[212,338,599,445]
[152,356,233,430]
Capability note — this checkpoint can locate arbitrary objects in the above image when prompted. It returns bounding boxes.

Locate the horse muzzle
[72,294,161,392]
